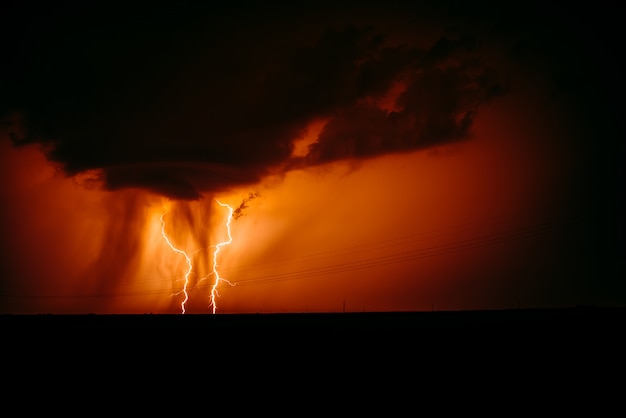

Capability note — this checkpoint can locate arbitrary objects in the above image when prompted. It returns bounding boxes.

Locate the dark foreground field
[3,306,624,336]
[4,307,625,371]
[4,307,624,391]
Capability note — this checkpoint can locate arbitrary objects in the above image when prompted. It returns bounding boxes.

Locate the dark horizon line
[2,304,624,314]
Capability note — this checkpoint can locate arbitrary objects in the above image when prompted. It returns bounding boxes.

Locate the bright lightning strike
[159,199,235,315]
[209,199,235,314]
[160,211,192,314]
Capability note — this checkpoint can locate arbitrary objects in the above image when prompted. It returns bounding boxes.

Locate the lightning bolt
[159,199,234,314]
[209,199,234,314]
[160,211,192,314]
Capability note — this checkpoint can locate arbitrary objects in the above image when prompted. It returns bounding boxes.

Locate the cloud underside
[7,12,505,200]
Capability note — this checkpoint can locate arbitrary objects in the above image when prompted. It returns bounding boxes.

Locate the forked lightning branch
[160,199,235,314]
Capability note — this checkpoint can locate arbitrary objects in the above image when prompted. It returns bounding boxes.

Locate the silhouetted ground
[3,306,624,335]
[4,307,623,393]
[4,307,625,374]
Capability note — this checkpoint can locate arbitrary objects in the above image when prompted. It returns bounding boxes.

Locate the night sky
[1,0,624,314]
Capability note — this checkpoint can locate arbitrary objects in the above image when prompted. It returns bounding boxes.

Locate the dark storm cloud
[297,58,503,167]
[1,1,508,200]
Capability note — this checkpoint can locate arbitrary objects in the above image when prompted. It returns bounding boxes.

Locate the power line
[0,215,585,299]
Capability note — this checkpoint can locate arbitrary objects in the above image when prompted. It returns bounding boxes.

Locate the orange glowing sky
[1,1,624,314]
